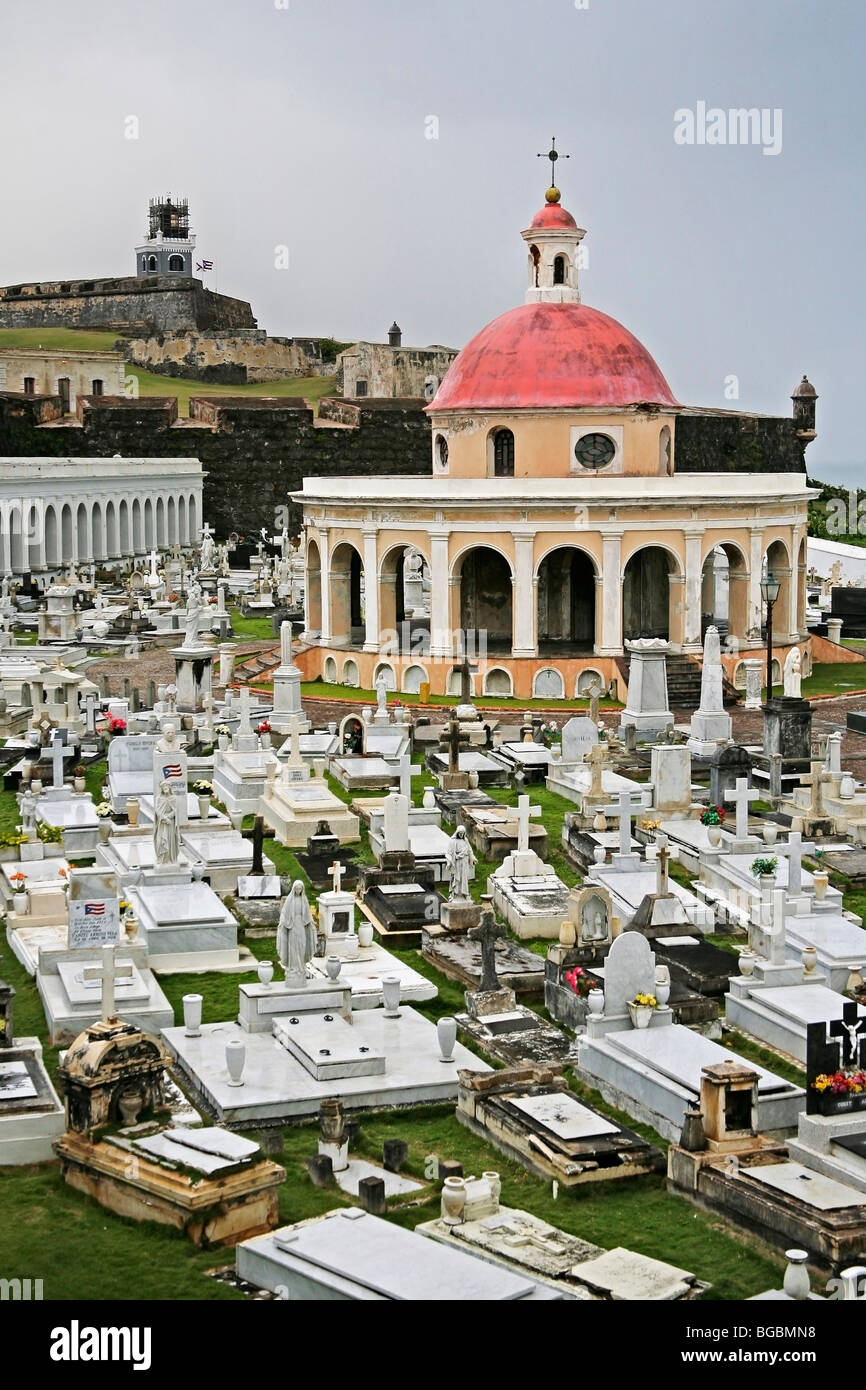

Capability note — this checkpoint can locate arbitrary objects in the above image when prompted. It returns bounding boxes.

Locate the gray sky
[2,0,862,477]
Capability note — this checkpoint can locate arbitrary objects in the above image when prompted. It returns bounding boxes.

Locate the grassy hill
[0,327,337,415]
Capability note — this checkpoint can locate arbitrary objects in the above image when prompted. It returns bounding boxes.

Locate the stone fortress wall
[0,276,256,333]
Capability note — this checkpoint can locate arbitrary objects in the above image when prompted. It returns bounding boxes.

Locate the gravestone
[687,627,732,756]
[602,931,656,1019]
[561,716,599,763]
[709,743,752,809]
[619,640,673,740]
[650,745,692,817]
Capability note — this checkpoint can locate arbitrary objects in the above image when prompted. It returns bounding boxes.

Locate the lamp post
[761,571,781,701]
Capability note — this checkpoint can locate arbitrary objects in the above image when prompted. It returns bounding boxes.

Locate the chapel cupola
[135,195,196,278]
[521,140,586,305]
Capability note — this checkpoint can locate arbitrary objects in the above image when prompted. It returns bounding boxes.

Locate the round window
[574,432,616,470]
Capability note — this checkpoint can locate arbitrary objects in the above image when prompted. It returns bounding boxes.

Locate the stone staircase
[619,651,739,710]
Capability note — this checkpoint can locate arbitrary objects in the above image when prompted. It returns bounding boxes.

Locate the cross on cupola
[524,138,585,305]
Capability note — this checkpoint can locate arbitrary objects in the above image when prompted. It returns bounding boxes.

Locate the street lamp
[761,570,781,700]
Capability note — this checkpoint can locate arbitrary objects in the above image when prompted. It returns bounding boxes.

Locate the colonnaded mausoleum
[295,177,818,700]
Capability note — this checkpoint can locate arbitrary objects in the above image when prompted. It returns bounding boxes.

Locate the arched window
[91,379,104,396]
[168,255,184,272]
[553,255,566,285]
[493,429,515,477]
[528,244,540,287]
[147,256,157,272]
[436,434,449,469]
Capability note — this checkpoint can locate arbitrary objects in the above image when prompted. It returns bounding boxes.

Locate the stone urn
[343,933,359,960]
[98,820,112,845]
[441,1176,467,1225]
[320,1098,347,1147]
[422,787,437,810]
[762,822,778,846]
[13,889,29,915]
[654,967,671,1008]
[124,912,138,942]
[801,945,818,975]
[840,774,856,801]
[706,824,722,848]
[739,950,757,977]
[127,797,140,828]
[259,732,272,750]
[382,975,401,1016]
[813,871,829,902]
[117,1091,143,1126]
[197,795,211,821]
[437,1016,457,1062]
[468,771,480,790]
[358,922,374,949]
[74,776,86,794]
[218,733,230,752]
[257,960,274,988]
[587,988,605,1016]
[627,1001,654,1030]
[558,919,576,948]
[782,1249,811,1301]
[593,846,607,864]
[225,1038,246,1087]
[325,955,342,981]
[183,993,203,1037]
[31,778,43,797]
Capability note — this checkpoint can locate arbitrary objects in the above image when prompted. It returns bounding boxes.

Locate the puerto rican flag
[84,902,105,916]
[162,764,183,780]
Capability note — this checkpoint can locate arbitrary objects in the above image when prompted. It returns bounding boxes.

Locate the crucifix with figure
[829,1003,866,1068]
[469,908,506,994]
[84,945,133,1024]
[652,834,677,896]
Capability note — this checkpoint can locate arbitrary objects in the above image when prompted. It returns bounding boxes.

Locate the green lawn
[800,661,866,698]
[128,368,338,418]
[298,678,623,711]
[0,327,121,353]
[227,610,277,640]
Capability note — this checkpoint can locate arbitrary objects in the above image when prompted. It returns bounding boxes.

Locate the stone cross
[445,718,469,775]
[330,860,345,894]
[285,714,303,767]
[469,908,506,994]
[586,679,605,725]
[251,815,265,876]
[802,758,834,819]
[617,791,633,857]
[237,685,252,737]
[763,888,788,966]
[395,753,422,803]
[456,653,479,706]
[724,777,759,841]
[83,946,133,1023]
[515,794,542,854]
[84,693,99,735]
[773,830,815,898]
[651,834,677,896]
[51,738,65,790]
[584,742,608,800]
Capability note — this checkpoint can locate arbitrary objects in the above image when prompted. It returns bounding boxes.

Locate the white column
[790,524,803,639]
[748,526,764,642]
[318,528,332,646]
[512,534,536,657]
[428,530,452,660]
[683,529,703,651]
[597,531,623,655]
[0,503,10,574]
[362,528,380,653]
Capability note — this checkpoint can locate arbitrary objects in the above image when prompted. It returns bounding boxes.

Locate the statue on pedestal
[182,582,206,649]
[445,826,476,901]
[784,647,802,699]
[277,880,317,982]
[154,781,180,865]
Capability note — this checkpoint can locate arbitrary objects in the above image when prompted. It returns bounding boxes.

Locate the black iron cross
[442,717,470,775]
[806,1001,866,1113]
[469,908,505,993]
[537,137,570,184]
[251,813,265,876]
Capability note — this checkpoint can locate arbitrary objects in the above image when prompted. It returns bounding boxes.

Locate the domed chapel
[294,154,817,700]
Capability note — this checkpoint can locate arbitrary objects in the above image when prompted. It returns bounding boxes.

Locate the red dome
[430,302,678,412]
[529,203,578,230]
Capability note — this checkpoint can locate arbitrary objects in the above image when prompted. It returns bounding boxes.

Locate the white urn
[257,960,274,988]
[182,992,203,1036]
[226,1038,246,1087]
[437,1016,457,1062]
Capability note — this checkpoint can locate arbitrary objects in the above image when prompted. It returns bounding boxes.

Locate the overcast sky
[2,0,862,478]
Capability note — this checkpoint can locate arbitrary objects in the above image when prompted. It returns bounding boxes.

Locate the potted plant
[37,822,64,856]
[95,801,113,843]
[193,779,213,819]
[700,804,725,847]
[627,992,657,1029]
[108,716,127,737]
[640,816,661,836]
[256,719,272,749]
[751,856,778,897]
[0,831,27,862]
[811,1069,866,1116]
[812,847,829,902]
[9,871,28,912]
[72,763,87,794]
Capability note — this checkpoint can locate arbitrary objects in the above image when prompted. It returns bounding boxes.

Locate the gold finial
[545,186,561,204]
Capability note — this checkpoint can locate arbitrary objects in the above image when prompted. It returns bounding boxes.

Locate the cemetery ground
[8,747,856,1305]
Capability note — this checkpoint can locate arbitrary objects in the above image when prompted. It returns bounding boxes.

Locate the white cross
[751,888,788,967]
[51,738,65,790]
[285,714,303,766]
[83,945,133,1022]
[330,860,345,894]
[802,759,834,818]
[516,794,542,853]
[724,777,759,841]
[770,830,816,897]
[238,685,252,736]
[394,753,423,803]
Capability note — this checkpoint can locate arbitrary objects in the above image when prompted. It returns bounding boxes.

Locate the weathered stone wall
[675,409,807,474]
[123,330,313,383]
[337,341,458,398]
[0,393,432,538]
[0,276,256,333]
